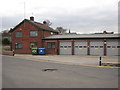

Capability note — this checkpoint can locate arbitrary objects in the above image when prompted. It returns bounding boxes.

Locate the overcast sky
[0,0,119,33]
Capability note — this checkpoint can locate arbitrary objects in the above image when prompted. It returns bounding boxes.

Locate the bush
[2,38,10,45]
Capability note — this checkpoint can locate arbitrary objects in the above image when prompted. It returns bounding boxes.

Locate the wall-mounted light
[20,28,22,30]
[104,42,106,44]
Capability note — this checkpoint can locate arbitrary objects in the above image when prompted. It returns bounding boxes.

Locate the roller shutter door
[59,41,72,55]
[90,41,104,56]
[106,40,120,56]
[74,41,87,55]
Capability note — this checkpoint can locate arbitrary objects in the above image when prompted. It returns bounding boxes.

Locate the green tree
[2,38,10,45]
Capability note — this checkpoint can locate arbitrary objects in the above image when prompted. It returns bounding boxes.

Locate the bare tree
[2,30,9,34]
[56,27,67,34]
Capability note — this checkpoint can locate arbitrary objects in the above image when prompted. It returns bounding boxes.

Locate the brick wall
[12,20,53,54]
[43,40,58,54]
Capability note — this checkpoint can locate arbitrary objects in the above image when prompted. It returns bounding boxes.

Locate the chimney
[103,31,107,34]
[69,29,71,33]
[30,16,34,21]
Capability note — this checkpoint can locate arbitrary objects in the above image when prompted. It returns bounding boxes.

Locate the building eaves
[28,20,58,33]
[43,34,120,40]
[9,19,27,32]
[9,19,58,33]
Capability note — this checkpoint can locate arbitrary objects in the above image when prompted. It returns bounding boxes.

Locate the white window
[30,31,38,37]
[15,43,22,49]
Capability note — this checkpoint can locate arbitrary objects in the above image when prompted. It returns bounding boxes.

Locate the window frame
[83,46,87,48]
[75,46,78,48]
[100,46,103,48]
[95,46,98,48]
[68,46,71,48]
[79,46,82,48]
[15,31,22,38]
[15,43,22,49]
[107,46,111,48]
[47,42,55,49]
[117,46,120,48]
[64,46,67,48]
[91,46,94,48]
[112,46,116,48]
[30,30,38,37]
[60,46,63,48]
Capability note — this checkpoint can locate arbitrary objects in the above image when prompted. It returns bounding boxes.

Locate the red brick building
[43,34,120,56]
[9,17,58,54]
[10,17,120,56]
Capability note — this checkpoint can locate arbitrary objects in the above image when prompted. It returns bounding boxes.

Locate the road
[2,55,118,88]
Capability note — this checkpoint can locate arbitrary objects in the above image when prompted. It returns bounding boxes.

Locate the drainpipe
[87,40,90,55]
[72,39,74,55]
[57,40,59,55]
[104,39,107,56]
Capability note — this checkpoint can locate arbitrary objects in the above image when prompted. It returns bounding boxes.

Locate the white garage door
[74,41,87,55]
[59,41,72,55]
[106,40,120,56]
[90,41,104,56]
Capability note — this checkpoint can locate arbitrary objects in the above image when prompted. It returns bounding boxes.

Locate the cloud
[1,15,24,30]
[0,0,118,33]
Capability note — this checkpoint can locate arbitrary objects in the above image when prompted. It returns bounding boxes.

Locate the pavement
[13,54,119,68]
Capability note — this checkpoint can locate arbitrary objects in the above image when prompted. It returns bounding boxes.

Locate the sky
[0,0,119,34]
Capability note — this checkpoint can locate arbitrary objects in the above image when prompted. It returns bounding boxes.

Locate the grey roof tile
[43,34,120,40]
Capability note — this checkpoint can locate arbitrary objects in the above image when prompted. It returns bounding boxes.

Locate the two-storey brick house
[9,16,58,54]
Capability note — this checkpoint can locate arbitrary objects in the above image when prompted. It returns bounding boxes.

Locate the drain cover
[42,68,58,72]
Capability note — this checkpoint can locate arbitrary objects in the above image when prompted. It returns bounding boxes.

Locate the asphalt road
[2,55,118,88]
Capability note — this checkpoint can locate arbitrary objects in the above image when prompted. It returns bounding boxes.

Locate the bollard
[99,56,102,66]
[13,50,14,56]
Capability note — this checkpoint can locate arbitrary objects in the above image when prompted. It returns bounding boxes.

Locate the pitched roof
[28,20,58,32]
[43,33,120,40]
[9,19,58,33]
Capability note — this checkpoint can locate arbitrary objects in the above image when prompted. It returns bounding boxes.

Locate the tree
[56,27,67,34]
[2,30,9,34]
[2,38,10,45]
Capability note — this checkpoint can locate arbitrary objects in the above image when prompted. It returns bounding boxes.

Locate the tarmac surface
[2,55,119,88]
[14,54,119,68]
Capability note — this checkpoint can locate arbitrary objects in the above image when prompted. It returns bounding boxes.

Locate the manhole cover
[42,69,58,72]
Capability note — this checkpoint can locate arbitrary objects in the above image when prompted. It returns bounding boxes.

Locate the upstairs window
[15,31,22,37]
[30,31,38,37]
[15,43,22,49]
[47,42,55,49]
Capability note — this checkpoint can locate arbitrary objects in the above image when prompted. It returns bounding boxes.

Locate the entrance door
[90,41,104,56]
[59,41,72,55]
[74,41,87,55]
